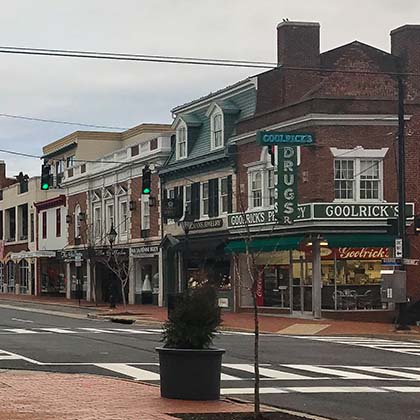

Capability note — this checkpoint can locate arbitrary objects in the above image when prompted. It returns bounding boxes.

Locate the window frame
[176,123,187,160]
[219,177,229,214]
[119,200,128,234]
[211,112,224,150]
[201,181,209,218]
[141,196,150,230]
[74,204,81,238]
[249,170,263,209]
[56,208,61,237]
[334,158,383,202]
[42,211,47,240]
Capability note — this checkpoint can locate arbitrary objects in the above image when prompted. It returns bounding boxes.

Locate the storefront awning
[225,235,305,253]
[323,234,395,248]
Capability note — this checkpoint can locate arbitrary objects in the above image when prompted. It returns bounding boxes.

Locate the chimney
[391,25,420,71]
[277,21,320,68]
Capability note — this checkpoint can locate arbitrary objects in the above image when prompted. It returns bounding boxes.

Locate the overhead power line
[0,45,419,76]
[0,113,127,130]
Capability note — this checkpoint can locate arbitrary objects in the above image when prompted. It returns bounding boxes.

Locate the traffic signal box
[41,164,52,190]
[142,165,151,195]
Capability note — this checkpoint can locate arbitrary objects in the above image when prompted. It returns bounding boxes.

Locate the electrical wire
[0,113,127,130]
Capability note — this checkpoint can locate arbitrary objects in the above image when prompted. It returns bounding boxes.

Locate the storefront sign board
[403,258,419,266]
[277,146,298,225]
[227,203,414,228]
[188,218,223,231]
[130,245,159,256]
[256,131,315,146]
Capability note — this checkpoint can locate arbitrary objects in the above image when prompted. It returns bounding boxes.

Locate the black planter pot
[156,347,225,400]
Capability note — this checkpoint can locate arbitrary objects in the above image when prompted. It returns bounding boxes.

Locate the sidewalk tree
[230,171,280,420]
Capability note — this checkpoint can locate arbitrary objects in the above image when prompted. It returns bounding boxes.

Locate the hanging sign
[277,146,298,224]
[256,131,315,146]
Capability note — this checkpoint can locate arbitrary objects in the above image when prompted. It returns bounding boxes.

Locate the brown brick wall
[67,192,88,246]
[130,174,160,239]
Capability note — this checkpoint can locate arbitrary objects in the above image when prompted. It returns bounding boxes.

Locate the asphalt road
[1,303,420,420]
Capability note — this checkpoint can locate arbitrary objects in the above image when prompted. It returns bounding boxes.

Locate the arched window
[211,112,224,149]
[176,123,187,159]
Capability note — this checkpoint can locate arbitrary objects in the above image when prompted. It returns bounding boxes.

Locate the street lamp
[108,224,117,248]
[107,224,118,308]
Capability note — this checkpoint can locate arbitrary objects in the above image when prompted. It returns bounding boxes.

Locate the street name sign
[403,258,420,266]
[395,238,403,258]
[256,131,315,146]
[381,258,402,266]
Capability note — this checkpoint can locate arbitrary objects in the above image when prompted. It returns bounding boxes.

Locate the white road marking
[94,363,160,380]
[77,328,119,334]
[221,387,287,395]
[0,348,42,365]
[38,328,78,334]
[108,329,155,334]
[354,366,420,380]
[3,328,39,334]
[286,365,380,380]
[221,386,388,395]
[224,363,321,380]
[11,318,33,323]
[383,387,420,393]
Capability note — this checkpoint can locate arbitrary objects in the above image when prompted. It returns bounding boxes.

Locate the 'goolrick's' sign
[256,131,315,146]
[227,203,414,228]
[277,146,298,224]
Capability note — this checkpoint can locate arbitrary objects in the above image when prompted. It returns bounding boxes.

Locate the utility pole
[396,74,410,330]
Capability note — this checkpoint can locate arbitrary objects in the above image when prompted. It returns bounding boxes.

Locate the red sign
[304,247,390,260]
[256,270,264,306]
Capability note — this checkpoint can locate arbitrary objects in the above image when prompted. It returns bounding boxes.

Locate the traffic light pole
[396,74,410,330]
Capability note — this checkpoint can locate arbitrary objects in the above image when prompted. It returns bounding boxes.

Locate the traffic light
[415,215,420,235]
[41,164,52,190]
[142,165,151,195]
[267,145,275,166]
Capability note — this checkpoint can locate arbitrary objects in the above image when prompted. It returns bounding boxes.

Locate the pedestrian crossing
[0,327,254,336]
[93,362,420,395]
[294,336,420,357]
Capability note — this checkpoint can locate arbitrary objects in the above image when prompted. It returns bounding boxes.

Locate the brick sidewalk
[1,293,419,337]
[0,370,251,420]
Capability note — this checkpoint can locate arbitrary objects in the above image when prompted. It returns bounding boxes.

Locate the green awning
[225,235,304,254]
[324,234,394,248]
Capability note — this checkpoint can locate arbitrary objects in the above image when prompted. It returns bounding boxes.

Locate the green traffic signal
[41,182,50,190]
[143,187,150,194]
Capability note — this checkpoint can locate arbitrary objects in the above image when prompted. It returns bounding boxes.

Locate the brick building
[62,123,172,305]
[224,21,420,320]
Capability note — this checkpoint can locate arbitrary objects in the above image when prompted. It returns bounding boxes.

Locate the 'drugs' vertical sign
[277,146,298,224]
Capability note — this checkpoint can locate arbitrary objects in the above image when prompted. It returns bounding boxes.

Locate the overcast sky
[0,0,419,177]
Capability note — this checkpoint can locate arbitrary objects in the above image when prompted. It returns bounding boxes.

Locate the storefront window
[19,260,29,294]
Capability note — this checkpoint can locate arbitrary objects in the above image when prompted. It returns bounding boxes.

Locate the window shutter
[209,178,219,218]
[227,175,233,213]
[174,186,184,220]
[191,183,200,220]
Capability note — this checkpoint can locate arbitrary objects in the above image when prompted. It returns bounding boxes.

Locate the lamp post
[107,224,117,308]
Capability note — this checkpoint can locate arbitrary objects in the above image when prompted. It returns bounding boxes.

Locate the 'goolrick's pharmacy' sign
[277,146,298,225]
[227,203,414,228]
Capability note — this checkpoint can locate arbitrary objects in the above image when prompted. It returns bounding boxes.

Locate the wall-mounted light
[149,196,157,207]
[66,215,72,224]
[129,200,136,211]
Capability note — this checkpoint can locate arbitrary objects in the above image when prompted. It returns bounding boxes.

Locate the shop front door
[292,257,312,313]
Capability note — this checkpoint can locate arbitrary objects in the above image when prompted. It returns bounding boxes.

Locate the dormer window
[176,124,187,159]
[211,112,224,150]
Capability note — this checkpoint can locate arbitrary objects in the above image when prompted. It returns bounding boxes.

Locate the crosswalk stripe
[382,387,420,393]
[286,365,380,380]
[94,363,160,380]
[78,328,119,334]
[38,328,77,334]
[3,328,39,334]
[223,364,316,380]
[355,366,420,380]
[0,355,20,360]
[221,387,287,395]
[109,329,155,334]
